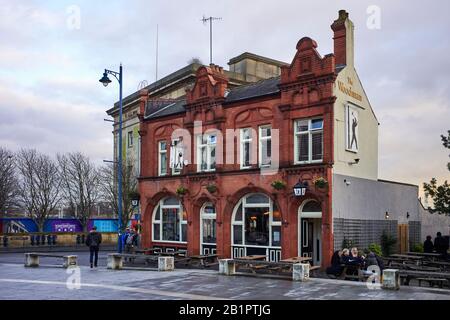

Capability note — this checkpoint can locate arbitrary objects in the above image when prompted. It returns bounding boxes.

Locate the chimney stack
[331,10,354,67]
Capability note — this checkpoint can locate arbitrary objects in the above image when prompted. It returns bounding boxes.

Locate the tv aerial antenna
[201,15,222,64]
[138,80,148,90]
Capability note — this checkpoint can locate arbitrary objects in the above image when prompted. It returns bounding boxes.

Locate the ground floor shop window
[152,197,187,243]
[231,193,281,261]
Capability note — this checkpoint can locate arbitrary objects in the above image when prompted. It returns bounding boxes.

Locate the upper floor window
[259,125,272,167]
[171,139,182,175]
[240,128,253,169]
[158,141,167,176]
[127,131,134,148]
[294,118,323,164]
[197,134,217,172]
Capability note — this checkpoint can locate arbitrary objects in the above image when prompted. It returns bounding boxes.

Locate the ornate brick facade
[136,31,341,267]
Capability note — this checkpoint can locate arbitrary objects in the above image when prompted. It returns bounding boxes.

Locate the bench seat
[417,278,447,288]
[24,253,77,268]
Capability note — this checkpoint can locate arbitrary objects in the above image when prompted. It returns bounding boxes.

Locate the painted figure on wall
[346,105,359,153]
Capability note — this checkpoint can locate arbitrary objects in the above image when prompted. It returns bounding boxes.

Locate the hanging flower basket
[313,177,328,189]
[271,180,286,191]
[206,184,218,194]
[176,186,188,196]
[128,191,140,202]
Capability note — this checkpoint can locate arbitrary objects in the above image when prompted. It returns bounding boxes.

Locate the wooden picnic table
[399,270,450,287]
[280,256,312,263]
[389,254,423,260]
[406,252,442,258]
[239,255,267,261]
[134,248,162,255]
[234,255,267,273]
[405,252,443,261]
[186,254,219,267]
[158,250,186,257]
[422,260,450,269]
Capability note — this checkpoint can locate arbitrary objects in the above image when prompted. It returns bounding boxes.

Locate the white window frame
[158,141,167,176]
[258,125,272,168]
[197,134,217,173]
[200,202,217,247]
[240,128,253,169]
[152,198,187,244]
[172,139,181,175]
[294,118,324,164]
[231,193,282,249]
[127,131,134,148]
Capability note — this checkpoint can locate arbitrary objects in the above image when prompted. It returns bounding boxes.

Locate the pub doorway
[298,200,322,266]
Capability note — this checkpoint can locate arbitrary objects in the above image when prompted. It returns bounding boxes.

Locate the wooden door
[398,224,409,254]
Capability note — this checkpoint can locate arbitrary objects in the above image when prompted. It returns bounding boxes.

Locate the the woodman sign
[338,77,362,102]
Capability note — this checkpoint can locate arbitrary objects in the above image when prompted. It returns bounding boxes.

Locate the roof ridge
[229,76,280,92]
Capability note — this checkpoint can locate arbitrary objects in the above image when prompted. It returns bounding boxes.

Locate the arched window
[300,200,322,218]
[232,193,281,248]
[152,197,187,243]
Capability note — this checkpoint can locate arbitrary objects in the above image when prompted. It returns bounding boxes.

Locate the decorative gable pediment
[186,64,229,104]
[281,37,335,84]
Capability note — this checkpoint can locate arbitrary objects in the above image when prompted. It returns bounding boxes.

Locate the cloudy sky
[0,0,449,198]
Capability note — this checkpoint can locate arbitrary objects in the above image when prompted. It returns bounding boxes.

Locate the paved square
[0,252,449,300]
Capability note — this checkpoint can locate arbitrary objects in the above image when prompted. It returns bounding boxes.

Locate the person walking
[434,232,449,257]
[86,226,102,268]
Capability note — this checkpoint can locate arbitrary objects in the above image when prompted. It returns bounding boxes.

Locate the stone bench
[107,253,174,271]
[24,253,77,269]
[218,259,311,282]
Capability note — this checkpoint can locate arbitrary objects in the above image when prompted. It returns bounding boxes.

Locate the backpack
[89,233,99,247]
[126,234,134,246]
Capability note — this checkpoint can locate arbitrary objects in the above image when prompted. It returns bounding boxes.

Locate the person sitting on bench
[326,250,344,278]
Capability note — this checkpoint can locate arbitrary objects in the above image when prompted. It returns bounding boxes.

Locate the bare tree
[99,158,137,232]
[0,147,18,216]
[58,152,100,231]
[16,149,61,232]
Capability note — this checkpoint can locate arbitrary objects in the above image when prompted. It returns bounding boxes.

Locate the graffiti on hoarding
[1,219,38,233]
[0,218,132,233]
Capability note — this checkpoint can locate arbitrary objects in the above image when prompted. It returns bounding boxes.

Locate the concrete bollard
[24,253,39,268]
[107,254,123,270]
[382,269,400,290]
[63,256,78,268]
[219,259,236,276]
[158,256,174,271]
[293,263,310,282]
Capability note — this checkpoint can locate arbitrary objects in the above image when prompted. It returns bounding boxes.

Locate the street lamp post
[100,64,123,253]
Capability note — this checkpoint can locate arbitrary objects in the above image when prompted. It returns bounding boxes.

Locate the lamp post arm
[104,69,121,84]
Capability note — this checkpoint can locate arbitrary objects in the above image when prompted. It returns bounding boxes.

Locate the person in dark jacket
[326,250,344,277]
[364,252,384,272]
[423,235,434,253]
[86,226,102,268]
[434,232,449,258]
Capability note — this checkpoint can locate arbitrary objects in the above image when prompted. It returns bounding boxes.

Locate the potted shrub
[380,231,397,256]
[271,180,286,191]
[206,184,218,194]
[176,186,188,196]
[313,177,328,189]
[368,243,383,257]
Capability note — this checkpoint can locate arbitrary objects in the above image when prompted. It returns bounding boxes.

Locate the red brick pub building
[137,11,368,267]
